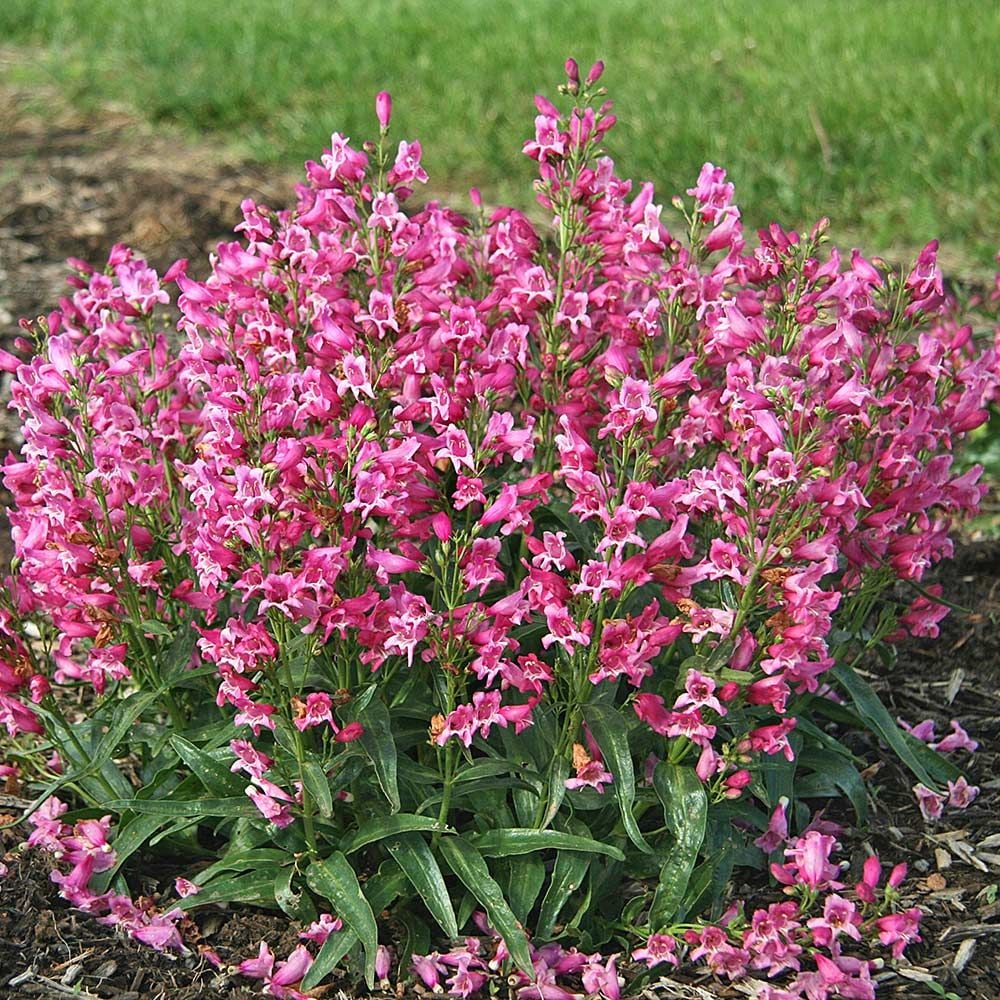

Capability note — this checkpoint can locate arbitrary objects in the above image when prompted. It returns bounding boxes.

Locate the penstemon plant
[0,59,996,999]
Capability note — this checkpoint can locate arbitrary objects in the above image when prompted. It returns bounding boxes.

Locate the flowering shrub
[1,60,997,998]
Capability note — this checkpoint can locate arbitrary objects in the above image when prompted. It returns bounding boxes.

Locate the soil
[1,69,999,1000]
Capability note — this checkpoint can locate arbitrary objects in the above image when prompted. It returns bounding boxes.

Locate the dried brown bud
[765,610,795,631]
[675,597,700,617]
[94,623,115,649]
[94,546,120,567]
[429,714,446,741]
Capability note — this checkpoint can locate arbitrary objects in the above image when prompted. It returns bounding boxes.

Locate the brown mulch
[1,68,999,1000]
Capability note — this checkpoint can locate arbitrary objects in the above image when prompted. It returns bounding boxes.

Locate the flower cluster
[25,797,187,952]
[636,813,922,1000]
[1,59,996,998]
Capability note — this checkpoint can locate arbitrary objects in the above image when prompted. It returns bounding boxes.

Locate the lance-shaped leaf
[440,836,533,976]
[306,852,379,987]
[301,865,408,991]
[355,698,400,813]
[470,828,624,861]
[832,662,959,788]
[651,763,707,927]
[536,850,590,940]
[339,814,455,854]
[384,832,459,939]
[582,704,652,853]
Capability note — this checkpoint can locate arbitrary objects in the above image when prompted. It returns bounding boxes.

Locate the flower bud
[431,512,452,542]
[586,60,605,86]
[375,90,392,130]
[719,681,741,702]
[335,722,365,743]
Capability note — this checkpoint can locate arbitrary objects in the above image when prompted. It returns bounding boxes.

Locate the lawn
[3,0,998,276]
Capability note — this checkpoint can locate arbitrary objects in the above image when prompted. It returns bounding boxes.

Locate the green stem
[293,726,319,857]
[433,742,458,846]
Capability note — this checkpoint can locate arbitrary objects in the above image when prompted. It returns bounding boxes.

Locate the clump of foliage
[1,61,995,999]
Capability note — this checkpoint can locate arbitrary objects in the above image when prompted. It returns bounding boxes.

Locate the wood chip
[897,968,936,984]
[945,667,965,704]
[925,873,948,891]
[929,829,971,842]
[977,833,1000,849]
[947,840,989,872]
[59,964,82,987]
[935,848,953,870]
[953,937,976,974]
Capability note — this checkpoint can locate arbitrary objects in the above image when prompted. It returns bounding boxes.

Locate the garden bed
[1,73,998,1000]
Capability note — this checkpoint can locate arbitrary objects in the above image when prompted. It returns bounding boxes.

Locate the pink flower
[300,913,343,945]
[174,878,200,898]
[565,758,613,794]
[336,721,365,743]
[673,668,726,716]
[875,907,923,958]
[632,933,678,969]
[933,720,978,754]
[581,954,621,1000]
[772,831,844,892]
[292,691,334,731]
[913,783,945,822]
[946,776,979,809]
[806,894,861,948]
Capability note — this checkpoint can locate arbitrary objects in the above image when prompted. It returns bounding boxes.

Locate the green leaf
[105,796,259,818]
[93,813,168,892]
[306,852,380,988]
[195,848,289,884]
[180,867,280,908]
[339,814,455,854]
[274,866,317,923]
[439,836,533,977]
[139,619,173,637]
[418,776,539,812]
[503,855,546,927]
[300,863,410,991]
[385,832,459,940]
[797,748,869,823]
[399,908,432,962]
[582,704,652,853]
[93,774,198,890]
[301,758,334,819]
[832,661,959,788]
[170,736,244,797]
[651,763,707,927]
[470,828,625,861]
[536,850,590,940]
[455,759,533,783]
[160,624,198,681]
[355,698,400,813]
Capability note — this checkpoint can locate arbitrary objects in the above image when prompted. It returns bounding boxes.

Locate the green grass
[2,0,999,274]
